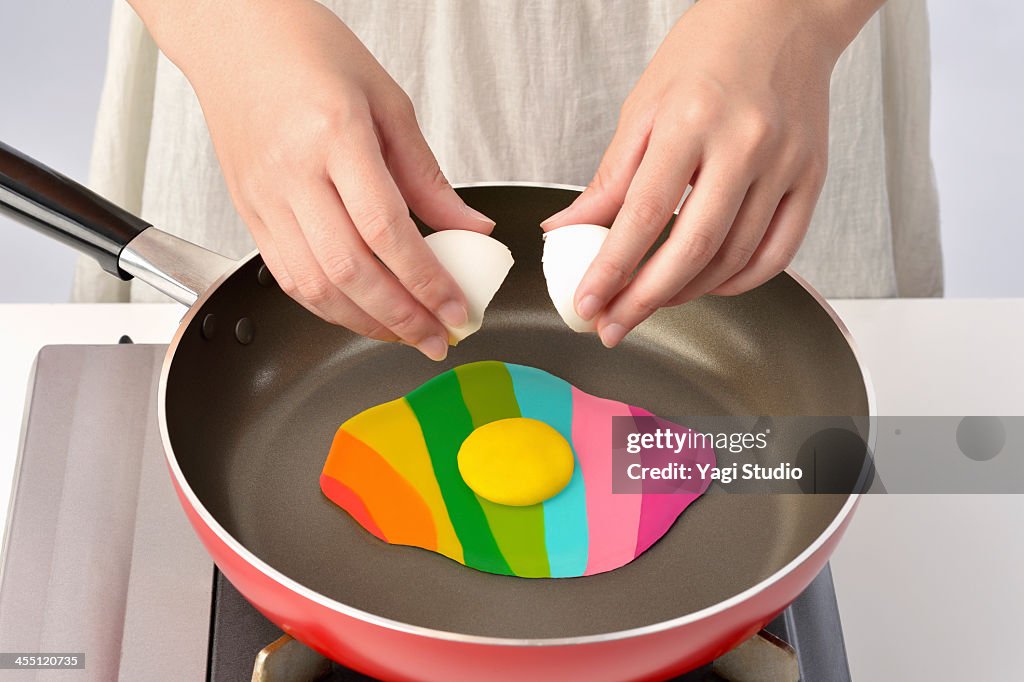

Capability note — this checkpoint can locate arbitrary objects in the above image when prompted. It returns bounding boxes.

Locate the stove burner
[253,635,333,682]
[712,630,799,682]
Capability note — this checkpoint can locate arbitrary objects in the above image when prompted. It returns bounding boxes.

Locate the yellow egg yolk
[457,418,575,507]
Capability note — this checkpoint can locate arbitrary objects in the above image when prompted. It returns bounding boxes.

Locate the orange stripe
[323,429,437,550]
[320,474,386,540]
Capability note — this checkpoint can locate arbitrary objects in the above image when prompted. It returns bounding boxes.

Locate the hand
[139,0,494,360]
[542,0,880,348]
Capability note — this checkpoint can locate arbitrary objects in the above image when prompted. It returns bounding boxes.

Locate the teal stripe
[506,364,589,577]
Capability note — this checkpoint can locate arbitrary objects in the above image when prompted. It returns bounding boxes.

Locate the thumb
[379,104,495,234]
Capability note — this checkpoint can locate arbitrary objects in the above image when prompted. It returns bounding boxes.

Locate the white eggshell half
[425,230,514,343]
[542,224,610,333]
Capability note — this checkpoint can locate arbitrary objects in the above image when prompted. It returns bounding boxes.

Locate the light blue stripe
[505,363,588,577]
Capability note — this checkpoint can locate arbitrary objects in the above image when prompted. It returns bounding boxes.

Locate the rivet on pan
[257,264,275,288]
[235,318,255,345]
[201,314,217,340]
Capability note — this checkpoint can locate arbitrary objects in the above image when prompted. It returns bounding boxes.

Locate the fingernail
[576,294,601,321]
[540,206,573,229]
[599,323,628,349]
[438,300,468,328]
[417,335,449,361]
[461,204,495,226]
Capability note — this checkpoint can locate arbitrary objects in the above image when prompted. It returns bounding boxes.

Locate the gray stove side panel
[0,345,212,681]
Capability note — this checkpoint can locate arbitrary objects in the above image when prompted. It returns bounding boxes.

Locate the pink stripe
[571,387,643,576]
[629,406,716,558]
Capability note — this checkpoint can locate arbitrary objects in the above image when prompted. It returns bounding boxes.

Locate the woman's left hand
[542,0,881,347]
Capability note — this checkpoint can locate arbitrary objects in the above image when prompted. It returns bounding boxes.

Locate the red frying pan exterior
[172,473,856,681]
[156,250,867,681]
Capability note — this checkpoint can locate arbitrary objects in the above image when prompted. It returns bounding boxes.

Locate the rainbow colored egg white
[320,361,716,578]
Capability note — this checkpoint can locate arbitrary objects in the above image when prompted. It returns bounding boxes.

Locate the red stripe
[320,474,387,541]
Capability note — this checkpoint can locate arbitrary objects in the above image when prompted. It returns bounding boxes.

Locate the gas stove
[0,345,852,681]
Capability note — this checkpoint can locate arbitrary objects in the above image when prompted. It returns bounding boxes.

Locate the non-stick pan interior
[165,186,867,639]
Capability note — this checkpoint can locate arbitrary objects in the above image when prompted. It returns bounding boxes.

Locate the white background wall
[0,1,112,303]
[0,1,1021,302]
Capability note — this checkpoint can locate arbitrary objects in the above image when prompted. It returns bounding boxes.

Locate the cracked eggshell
[425,230,514,343]
[542,224,610,333]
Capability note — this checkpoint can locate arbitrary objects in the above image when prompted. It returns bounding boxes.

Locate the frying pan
[0,141,871,681]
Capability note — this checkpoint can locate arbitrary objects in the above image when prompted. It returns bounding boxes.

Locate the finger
[595,163,750,348]
[327,125,473,333]
[664,179,787,306]
[247,208,399,342]
[570,132,702,323]
[539,102,652,230]
[376,98,495,233]
[289,178,451,360]
[710,181,819,296]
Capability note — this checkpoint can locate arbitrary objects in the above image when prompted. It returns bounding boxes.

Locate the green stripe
[454,362,550,578]
[476,499,550,578]
[405,374,511,576]
[454,361,521,428]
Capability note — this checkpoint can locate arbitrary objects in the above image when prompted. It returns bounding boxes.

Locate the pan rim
[158,181,875,647]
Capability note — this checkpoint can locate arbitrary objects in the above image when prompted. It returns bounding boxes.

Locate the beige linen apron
[72,0,942,302]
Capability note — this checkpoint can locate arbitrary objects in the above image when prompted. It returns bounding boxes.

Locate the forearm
[127,0,226,61]
[126,0,297,77]
[690,0,885,65]
[790,0,888,58]
[813,0,888,52]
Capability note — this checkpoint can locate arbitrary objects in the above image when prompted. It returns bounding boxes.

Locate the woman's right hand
[135,0,494,360]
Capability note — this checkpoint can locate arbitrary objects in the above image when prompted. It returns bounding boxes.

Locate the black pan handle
[0,140,151,279]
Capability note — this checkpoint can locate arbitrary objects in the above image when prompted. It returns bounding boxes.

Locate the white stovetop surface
[1,300,1022,680]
